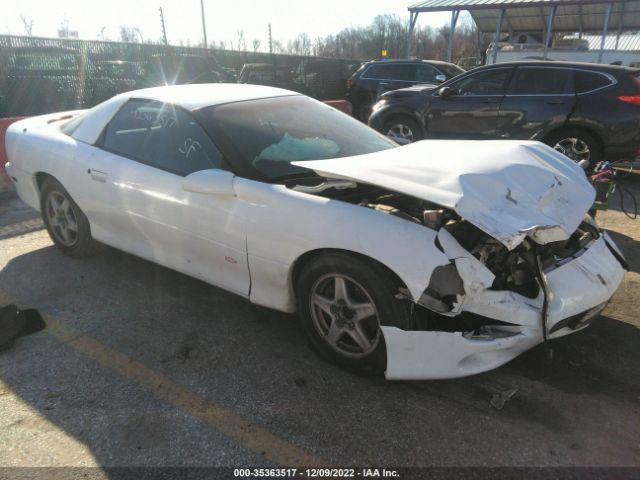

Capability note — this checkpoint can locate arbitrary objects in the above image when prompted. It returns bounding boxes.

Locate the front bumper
[382,234,626,380]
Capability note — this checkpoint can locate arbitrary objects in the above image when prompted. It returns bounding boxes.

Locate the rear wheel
[383,117,423,143]
[545,128,601,170]
[40,178,102,257]
[296,253,411,375]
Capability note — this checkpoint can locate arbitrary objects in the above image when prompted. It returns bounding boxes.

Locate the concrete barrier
[324,100,353,116]
[1,117,24,192]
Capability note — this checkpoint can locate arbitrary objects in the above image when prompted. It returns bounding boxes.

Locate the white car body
[4,84,627,380]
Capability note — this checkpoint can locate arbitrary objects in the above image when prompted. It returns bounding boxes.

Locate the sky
[1,0,455,49]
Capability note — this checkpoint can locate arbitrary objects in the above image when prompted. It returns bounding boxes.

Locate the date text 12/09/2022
[233,468,400,478]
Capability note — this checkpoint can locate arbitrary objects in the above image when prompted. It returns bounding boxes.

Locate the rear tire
[296,253,411,375]
[40,178,103,258]
[545,128,601,171]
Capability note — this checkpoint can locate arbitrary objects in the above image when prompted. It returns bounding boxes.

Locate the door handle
[482,98,498,104]
[88,168,107,183]
[546,99,565,105]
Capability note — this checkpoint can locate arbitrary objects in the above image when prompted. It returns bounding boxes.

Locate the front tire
[383,117,423,143]
[40,178,102,257]
[296,253,411,375]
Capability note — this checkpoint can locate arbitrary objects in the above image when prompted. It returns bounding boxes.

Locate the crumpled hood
[292,140,596,250]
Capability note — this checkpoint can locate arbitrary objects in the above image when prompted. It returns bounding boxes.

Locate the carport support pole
[599,3,613,63]
[491,9,505,64]
[200,0,208,48]
[447,10,460,63]
[407,11,419,58]
[543,5,556,60]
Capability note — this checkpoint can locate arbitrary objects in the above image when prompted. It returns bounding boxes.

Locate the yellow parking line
[0,291,325,466]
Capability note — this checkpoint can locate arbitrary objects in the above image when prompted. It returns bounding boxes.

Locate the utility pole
[159,7,168,45]
[268,23,273,54]
[200,0,208,48]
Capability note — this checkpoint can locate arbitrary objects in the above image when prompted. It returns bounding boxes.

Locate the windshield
[438,63,465,78]
[196,95,397,180]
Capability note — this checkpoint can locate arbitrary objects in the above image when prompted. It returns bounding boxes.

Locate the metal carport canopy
[408,0,640,33]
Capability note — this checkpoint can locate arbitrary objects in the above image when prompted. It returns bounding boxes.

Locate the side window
[509,68,574,95]
[363,64,415,81]
[575,71,613,93]
[362,64,387,79]
[415,64,439,83]
[450,68,512,96]
[103,100,222,175]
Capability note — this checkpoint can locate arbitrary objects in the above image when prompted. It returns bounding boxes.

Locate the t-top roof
[409,0,640,33]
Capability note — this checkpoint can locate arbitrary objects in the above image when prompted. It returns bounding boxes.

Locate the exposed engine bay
[290,178,601,333]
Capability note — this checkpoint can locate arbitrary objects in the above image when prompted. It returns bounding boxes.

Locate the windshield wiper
[269,171,321,183]
[292,179,357,193]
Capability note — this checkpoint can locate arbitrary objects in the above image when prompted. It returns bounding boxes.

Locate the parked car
[88,60,145,105]
[145,53,233,86]
[5,84,627,379]
[293,58,354,100]
[0,46,82,117]
[346,59,465,120]
[238,63,300,91]
[369,61,640,169]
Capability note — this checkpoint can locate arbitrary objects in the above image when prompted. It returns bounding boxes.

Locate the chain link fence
[0,35,363,118]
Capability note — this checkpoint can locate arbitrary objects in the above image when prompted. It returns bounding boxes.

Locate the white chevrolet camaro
[5,84,627,379]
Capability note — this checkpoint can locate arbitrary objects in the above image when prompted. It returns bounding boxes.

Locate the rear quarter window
[363,64,415,81]
[575,71,614,93]
[509,67,573,95]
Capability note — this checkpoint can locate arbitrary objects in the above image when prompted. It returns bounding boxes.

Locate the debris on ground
[0,305,45,351]
[490,388,518,410]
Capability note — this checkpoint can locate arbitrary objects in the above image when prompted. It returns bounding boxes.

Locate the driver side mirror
[438,86,455,98]
[435,74,447,83]
[182,169,236,196]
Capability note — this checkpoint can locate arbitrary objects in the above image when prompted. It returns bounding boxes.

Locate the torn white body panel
[383,327,541,380]
[294,140,596,250]
[383,235,625,380]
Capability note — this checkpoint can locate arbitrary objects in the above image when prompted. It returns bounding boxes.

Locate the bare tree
[309,14,482,62]
[119,26,143,43]
[287,33,312,56]
[20,15,34,36]
[271,39,284,54]
[58,19,78,39]
[236,29,246,52]
[98,26,109,41]
[252,38,261,52]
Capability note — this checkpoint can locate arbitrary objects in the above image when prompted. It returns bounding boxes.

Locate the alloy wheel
[45,191,78,246]
[553,137,591,164]
[309,273,381,359]
[386,124,414,142]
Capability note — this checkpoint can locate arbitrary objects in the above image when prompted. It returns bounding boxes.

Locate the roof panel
[410,0,629,11]
[413,0,640,33]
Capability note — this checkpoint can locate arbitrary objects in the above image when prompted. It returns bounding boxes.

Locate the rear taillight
[619,74,640,104]
[347,78,353,89]
[618,95,640,105]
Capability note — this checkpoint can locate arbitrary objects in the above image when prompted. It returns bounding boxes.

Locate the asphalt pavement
[0,182,638,476]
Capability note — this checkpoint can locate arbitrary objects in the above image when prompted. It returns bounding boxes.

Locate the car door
[86,99,250,296]
[425,67,513,139]
[498,66,576,140]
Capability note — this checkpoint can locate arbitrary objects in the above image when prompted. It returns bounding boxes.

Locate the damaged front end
[387,214,626,380]
[292,140,628,379]
[293,179,627,379]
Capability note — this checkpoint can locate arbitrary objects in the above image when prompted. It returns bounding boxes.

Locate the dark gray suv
[345,59,464,121]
